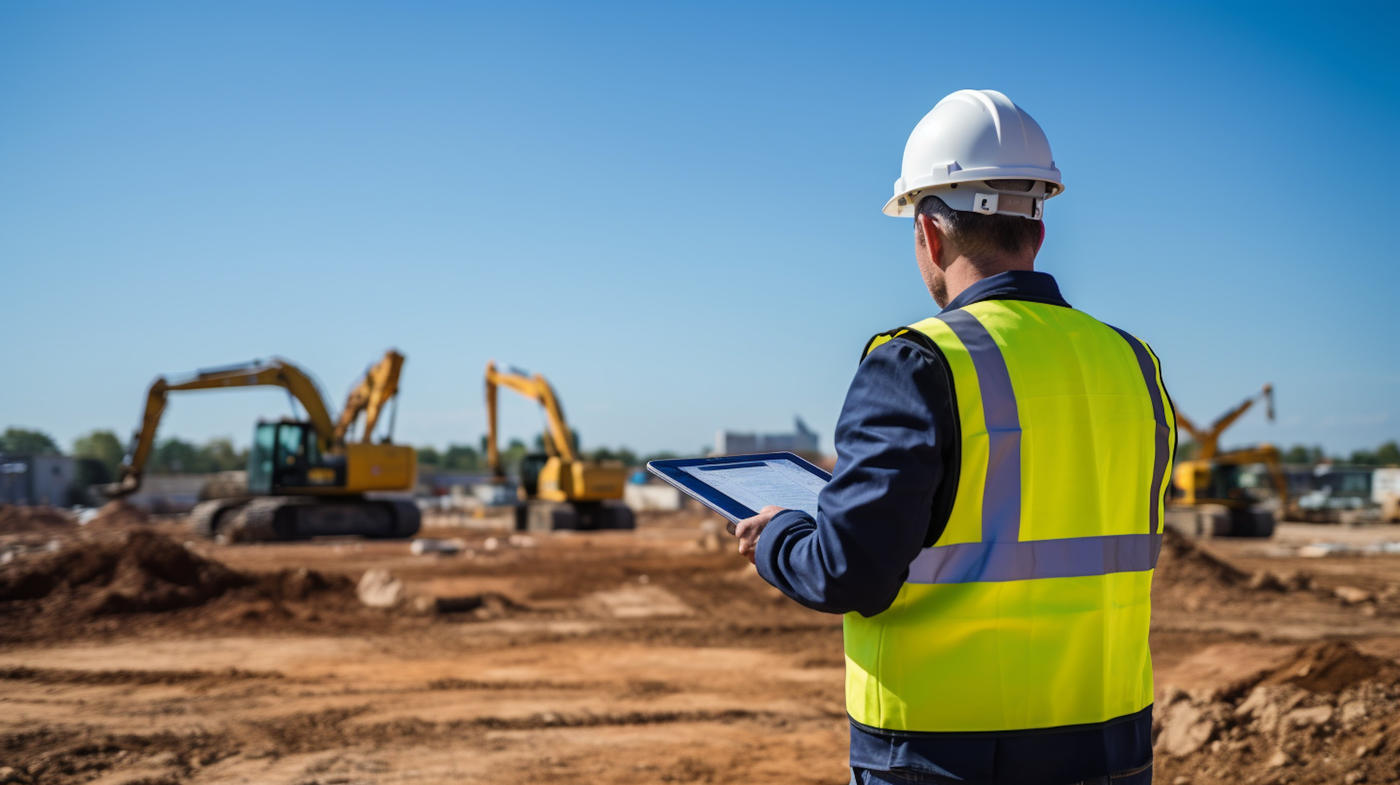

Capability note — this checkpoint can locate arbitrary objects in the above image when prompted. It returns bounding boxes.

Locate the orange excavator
[1170,384,1289,537]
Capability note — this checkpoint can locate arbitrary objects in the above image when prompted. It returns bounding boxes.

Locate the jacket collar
[939,270,1070,314]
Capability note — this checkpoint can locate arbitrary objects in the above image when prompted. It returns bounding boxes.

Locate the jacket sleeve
[753,337,947,617]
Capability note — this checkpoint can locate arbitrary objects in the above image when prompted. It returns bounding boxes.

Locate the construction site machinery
[484,361,634,532]
[104,351,420,542]
[1169,384,1289,538]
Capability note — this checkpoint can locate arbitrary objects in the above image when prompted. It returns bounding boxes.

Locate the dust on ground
[0,510,1397,784]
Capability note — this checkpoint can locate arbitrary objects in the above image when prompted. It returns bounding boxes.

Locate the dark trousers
[851,765,1153,785]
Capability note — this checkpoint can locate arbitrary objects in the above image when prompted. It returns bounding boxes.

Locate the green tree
[1281,444,1326,465]
[443,444,481,471]
[532,429,580,453]
[1,427,62,456]
[1376,441,1400,466]
[501,438,529,472]
[71,458,112,504]
[150,437,203,473]
[198,437,245,471]
[72,429,124,477]
[417,446,442,467]
[1350,448,1378,466]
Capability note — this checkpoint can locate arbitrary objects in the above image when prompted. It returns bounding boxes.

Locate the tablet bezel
[646,452,831,525]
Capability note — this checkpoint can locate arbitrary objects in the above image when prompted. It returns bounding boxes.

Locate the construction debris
[356,568,404,608]
[1154,642,1400,784]
[410,537,467,555]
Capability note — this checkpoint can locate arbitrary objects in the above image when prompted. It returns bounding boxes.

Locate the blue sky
[2,1,1397,458]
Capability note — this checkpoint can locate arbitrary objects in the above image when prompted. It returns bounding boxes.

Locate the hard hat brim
[883,177,1065,219]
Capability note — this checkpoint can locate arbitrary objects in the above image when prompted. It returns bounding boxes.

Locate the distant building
[0,454,76,507]
[715,417,819,456]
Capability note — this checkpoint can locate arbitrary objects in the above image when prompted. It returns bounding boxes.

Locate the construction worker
[736,90,1173,785]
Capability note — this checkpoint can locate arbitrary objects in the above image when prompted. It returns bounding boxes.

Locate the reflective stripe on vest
[844,300,1175,733]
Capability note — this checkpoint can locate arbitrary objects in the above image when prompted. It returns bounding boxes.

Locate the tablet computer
[646,452,831,534]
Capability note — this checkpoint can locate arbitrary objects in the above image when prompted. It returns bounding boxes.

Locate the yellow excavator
[1170,384,1289,537]
[104,350,419,541]
[484,361,633,532]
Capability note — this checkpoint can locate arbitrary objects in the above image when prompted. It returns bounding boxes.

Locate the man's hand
[735,505,785,564]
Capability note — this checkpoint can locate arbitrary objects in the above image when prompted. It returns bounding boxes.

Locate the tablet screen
[648,452,831,525]
[679,459,826,519]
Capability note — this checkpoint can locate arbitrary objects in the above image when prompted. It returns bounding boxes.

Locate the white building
[715,417,819,456]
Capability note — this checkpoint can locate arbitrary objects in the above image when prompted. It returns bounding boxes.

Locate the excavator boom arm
[107,359,337,498]
[484,361,578,477]
[1185,384,1274,460]
[334,350,405,444]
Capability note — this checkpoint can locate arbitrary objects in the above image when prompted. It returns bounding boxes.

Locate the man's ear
[915,212,943,268]
[1035,221,1046,253]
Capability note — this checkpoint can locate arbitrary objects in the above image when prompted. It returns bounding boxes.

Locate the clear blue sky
[3,1,1397,458]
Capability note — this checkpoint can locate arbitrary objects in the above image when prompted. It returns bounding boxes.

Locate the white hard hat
[884,89,1064,220]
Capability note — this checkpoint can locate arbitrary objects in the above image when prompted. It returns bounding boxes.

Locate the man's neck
[942,256,1034,305]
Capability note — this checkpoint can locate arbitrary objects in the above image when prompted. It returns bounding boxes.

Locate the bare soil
[0,511,1397,784]
[0,504,73,534]
[86,500,153,528]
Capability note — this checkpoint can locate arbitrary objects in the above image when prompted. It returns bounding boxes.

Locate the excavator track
[189,497,249,540]
[514,500,635,532]
[192,496,421,542]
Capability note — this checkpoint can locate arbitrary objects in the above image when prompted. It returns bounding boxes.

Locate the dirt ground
[2,508,1398,785]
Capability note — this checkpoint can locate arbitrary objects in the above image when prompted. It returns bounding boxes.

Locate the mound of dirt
[1155,641,1400,784]
[0,505,73,534]
[1156,526,1250,590]
[86,499,151,528]
[1252,641,1400,694]
[0,529,249,613]
[1152,526,1316,614]
[0,530,366,642]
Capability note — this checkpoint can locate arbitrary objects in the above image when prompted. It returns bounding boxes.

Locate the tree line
[1278,441,1400,467]
[1151,437,1400,466]
[2,426,687,484]
[1,427,248,483]
[416,433,681,472]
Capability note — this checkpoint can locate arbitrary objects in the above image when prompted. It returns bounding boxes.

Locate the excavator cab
[247,420,344,495]
[517,452,549,500]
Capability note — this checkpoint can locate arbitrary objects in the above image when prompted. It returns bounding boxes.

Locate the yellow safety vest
[845,299,1175,733]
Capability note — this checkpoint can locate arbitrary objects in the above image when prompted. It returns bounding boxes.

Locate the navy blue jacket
[753,271,1154,785]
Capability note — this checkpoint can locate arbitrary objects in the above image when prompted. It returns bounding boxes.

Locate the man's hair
[916,192,1042,263]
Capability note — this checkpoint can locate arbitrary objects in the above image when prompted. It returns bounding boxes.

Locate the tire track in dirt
[0,706,799,784]
[0,665,284,686]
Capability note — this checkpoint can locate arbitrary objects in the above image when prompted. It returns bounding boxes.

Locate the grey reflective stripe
[1109,326,1170,534]
[937,309,1022,542]
[905,533,1162,584]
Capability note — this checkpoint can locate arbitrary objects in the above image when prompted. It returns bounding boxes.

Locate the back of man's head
[916,185,1043,267]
